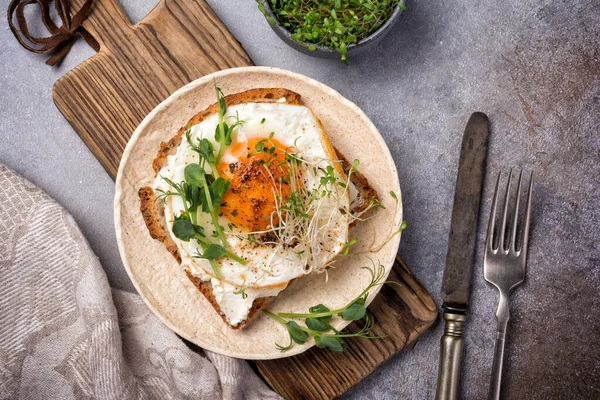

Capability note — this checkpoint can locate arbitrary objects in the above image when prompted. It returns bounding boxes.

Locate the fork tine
[521,171,534,256]
[499,169,513,251]
[487,172,502,251]
[510,170,523,253]
[485,170,532,400]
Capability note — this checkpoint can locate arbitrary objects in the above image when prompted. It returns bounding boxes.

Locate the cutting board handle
[74,0,133,51]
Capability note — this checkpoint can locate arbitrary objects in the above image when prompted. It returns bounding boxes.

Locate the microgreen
[368,189,407,252]
[181,164,229,248]
[157,83,247,275]
[257,1,277,25]
[320,165,337,186]
[309,304,332,319]
[194,244,247,265]
[186,131,219,178]
[340,298,367,321]
[156,177,186,208]
[257,0,408,63]
[171,218,221,276]
[234,287,249,299]
[370,220,407,252]
[315,335,345,352]
[183,162,207,188]
[305,317,330,332]
[263,262,397,352]
[209,178,231,209]
[284,151,303,165]
[342,238,357,255]
[172,219,200,241]
[250,137,278,165]
[287,321,309,344]
[254,139,267,153]
[214,84,244,165]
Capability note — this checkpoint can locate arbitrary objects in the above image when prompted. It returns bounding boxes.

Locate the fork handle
[489,293,510,400]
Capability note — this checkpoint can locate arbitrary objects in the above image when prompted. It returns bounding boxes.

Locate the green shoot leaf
[193,224,205,237]
[196,244,227,260]
[315,336,345,352]
[210,178,231,206]
[193,244,247,265]
[184,163,206,187]
[173,213,189,222]
[340,302,366,321]
[305,318,330,332]
[309,304,331,316]
[287,321,309,344]
[197,139,215,164]
[172,219,195,241]
[216,84,227,116]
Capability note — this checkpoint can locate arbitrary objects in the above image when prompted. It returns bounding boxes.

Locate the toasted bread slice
[335,148,380,226]
[139,88,378,329]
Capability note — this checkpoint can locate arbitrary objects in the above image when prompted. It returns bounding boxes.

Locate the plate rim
[114,66,402,359]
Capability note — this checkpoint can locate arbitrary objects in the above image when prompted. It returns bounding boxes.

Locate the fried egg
[154,99,350,325]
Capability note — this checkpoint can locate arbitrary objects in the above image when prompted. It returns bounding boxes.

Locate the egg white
[154,100,350,325]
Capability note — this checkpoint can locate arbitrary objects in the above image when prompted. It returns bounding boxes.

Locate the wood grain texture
[53,0,252,178]
[256,256,437,399]
[52,1,438,397]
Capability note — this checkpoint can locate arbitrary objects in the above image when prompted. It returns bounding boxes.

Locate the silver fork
[484,170,534,400]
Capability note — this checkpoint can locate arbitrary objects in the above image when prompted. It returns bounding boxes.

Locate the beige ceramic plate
[114,67,402,360]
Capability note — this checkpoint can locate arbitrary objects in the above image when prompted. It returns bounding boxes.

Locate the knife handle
[436,312,466,400]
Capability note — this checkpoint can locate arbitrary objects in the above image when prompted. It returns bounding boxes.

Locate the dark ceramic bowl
[258,1,403,59]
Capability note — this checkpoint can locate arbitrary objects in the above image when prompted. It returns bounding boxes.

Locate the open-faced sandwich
[139,86,379,329]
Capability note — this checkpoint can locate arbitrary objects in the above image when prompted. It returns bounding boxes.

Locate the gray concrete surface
[1,0,599,398]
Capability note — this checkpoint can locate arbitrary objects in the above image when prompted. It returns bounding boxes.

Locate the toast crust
[139,87,378,329]
[335,148,380,225]
[139,186,181,263]
[185,270,272,330]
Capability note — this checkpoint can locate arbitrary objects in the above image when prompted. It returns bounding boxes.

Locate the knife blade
[441,112,489,311]
[436,112,489,400]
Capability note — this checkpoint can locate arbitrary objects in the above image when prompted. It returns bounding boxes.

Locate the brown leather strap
[7,0,99,66]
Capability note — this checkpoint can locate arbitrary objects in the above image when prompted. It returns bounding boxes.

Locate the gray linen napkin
[0,165,281,400]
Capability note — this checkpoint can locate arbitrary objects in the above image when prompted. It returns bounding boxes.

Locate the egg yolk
[218,137,292,231]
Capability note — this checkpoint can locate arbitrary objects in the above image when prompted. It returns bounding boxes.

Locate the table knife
[435,112,489,400]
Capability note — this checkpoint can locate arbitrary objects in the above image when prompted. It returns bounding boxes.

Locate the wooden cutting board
[53,0,438,398]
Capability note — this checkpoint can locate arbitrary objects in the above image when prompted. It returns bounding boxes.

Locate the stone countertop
[1,0,598,398]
